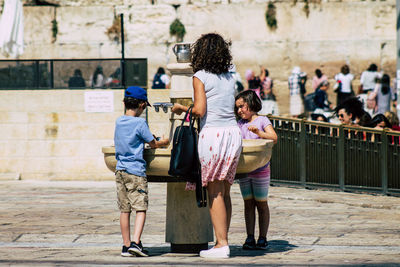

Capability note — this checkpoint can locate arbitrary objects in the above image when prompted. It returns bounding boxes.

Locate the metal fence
[269,115,400,195]
[0,58,147,89]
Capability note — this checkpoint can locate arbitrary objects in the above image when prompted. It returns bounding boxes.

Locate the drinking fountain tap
[153,102,173,113]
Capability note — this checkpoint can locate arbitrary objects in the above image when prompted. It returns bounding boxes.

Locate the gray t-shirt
[375,84,395,115]
[194,70,238,129]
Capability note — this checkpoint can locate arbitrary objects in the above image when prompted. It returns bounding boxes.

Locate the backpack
[304,92,317,111]
[152,74,166,89]
[236,81,244,93]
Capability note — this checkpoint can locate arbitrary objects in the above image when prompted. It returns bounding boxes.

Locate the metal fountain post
[120,13,125,89]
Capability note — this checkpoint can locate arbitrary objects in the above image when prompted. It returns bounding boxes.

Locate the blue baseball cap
[124,86,151,107]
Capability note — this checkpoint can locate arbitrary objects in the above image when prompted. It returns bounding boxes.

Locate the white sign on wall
[84,91,114,112]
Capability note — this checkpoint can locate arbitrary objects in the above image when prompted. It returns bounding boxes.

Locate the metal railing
[0,58,147,89]
[268,115,400,195]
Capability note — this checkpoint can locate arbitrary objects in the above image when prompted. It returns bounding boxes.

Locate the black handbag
[168,105,207,207]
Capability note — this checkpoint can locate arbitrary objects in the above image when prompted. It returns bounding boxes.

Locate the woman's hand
[171,103,185,115]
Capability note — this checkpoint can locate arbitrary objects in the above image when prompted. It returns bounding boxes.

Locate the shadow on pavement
[145,240,296,257]
[230,239,297,257]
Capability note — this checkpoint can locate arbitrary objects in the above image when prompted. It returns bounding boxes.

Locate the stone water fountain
[102,43,274,253]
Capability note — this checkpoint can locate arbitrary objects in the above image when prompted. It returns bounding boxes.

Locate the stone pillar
[166,183,213,253]
[164,62,213,253]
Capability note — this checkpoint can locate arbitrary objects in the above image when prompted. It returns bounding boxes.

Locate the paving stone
[0,180,399,266]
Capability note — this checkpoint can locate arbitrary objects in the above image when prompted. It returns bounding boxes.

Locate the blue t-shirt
[114,116,154,177]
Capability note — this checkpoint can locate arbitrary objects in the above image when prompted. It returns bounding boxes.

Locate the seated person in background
[367,114,392,129]
[312,69,328,91]
[314,80,333,111]
[151,67,170,89]
[245,69,261,98]
[384,111,400,131]
[311,113,329,134]
[91,65,105,88]
[311,113,329,122]
[334,97,365,126]
[355,111,372,127]
[105,68,121,88]
[260,68,275,101]
[68,69,86,88]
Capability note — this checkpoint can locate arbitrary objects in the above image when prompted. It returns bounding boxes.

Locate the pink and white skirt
[198,126,242,187]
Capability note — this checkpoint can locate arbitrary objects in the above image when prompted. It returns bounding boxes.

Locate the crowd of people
[312,64,398,131]
[239,63,399,132]
[68,66,122,89]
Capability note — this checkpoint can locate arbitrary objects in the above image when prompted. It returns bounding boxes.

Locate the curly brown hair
[190,33,232,74]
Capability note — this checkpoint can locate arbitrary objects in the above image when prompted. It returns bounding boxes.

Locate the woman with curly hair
[172,33,242,259]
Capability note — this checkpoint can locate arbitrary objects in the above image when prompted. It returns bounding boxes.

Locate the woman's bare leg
[223,181,232,231]
[207,180,229,247]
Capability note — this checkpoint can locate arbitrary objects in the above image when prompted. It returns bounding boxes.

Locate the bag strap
[196,178,207,208]
[180,105,196,128]
[182,105,207,208]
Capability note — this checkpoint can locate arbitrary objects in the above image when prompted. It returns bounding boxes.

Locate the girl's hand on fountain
[248,125,260,135]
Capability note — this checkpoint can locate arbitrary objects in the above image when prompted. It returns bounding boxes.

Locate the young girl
[235,90,278,250]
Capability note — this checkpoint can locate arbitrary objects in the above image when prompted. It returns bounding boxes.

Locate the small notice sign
[84,91,114,112]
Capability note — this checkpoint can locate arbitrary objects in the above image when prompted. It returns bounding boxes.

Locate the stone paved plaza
[0,180,399,266]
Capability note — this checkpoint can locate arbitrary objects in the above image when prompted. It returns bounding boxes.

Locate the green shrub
[169,19,186,42]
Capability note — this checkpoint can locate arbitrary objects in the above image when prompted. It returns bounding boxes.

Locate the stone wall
[0,0,397,180]
[0,89,171,180]
[0,0,396,81]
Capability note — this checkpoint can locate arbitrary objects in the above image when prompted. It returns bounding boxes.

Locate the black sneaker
[256,237,268,250]
[121,243,135,257]
[242,236,256,250]
[128,241,149,257]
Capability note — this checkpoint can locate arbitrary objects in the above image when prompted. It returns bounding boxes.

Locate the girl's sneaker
[256,237,268,250]
[242,236,256,250]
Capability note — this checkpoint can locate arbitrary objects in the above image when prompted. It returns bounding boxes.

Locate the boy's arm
[147,138,169,149]
[139,120,169,148]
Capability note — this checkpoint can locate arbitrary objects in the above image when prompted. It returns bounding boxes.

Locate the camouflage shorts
[115,170,148,212]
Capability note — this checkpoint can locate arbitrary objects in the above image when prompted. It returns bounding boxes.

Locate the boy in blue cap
[114,86,169,257]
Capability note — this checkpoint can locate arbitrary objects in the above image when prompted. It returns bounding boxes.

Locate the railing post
[50,60,54,89]
[35,61,40,88]
[299,119,306,186]
[120,13,126,89]
[338,126,345,191]
[381,130,388,195]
